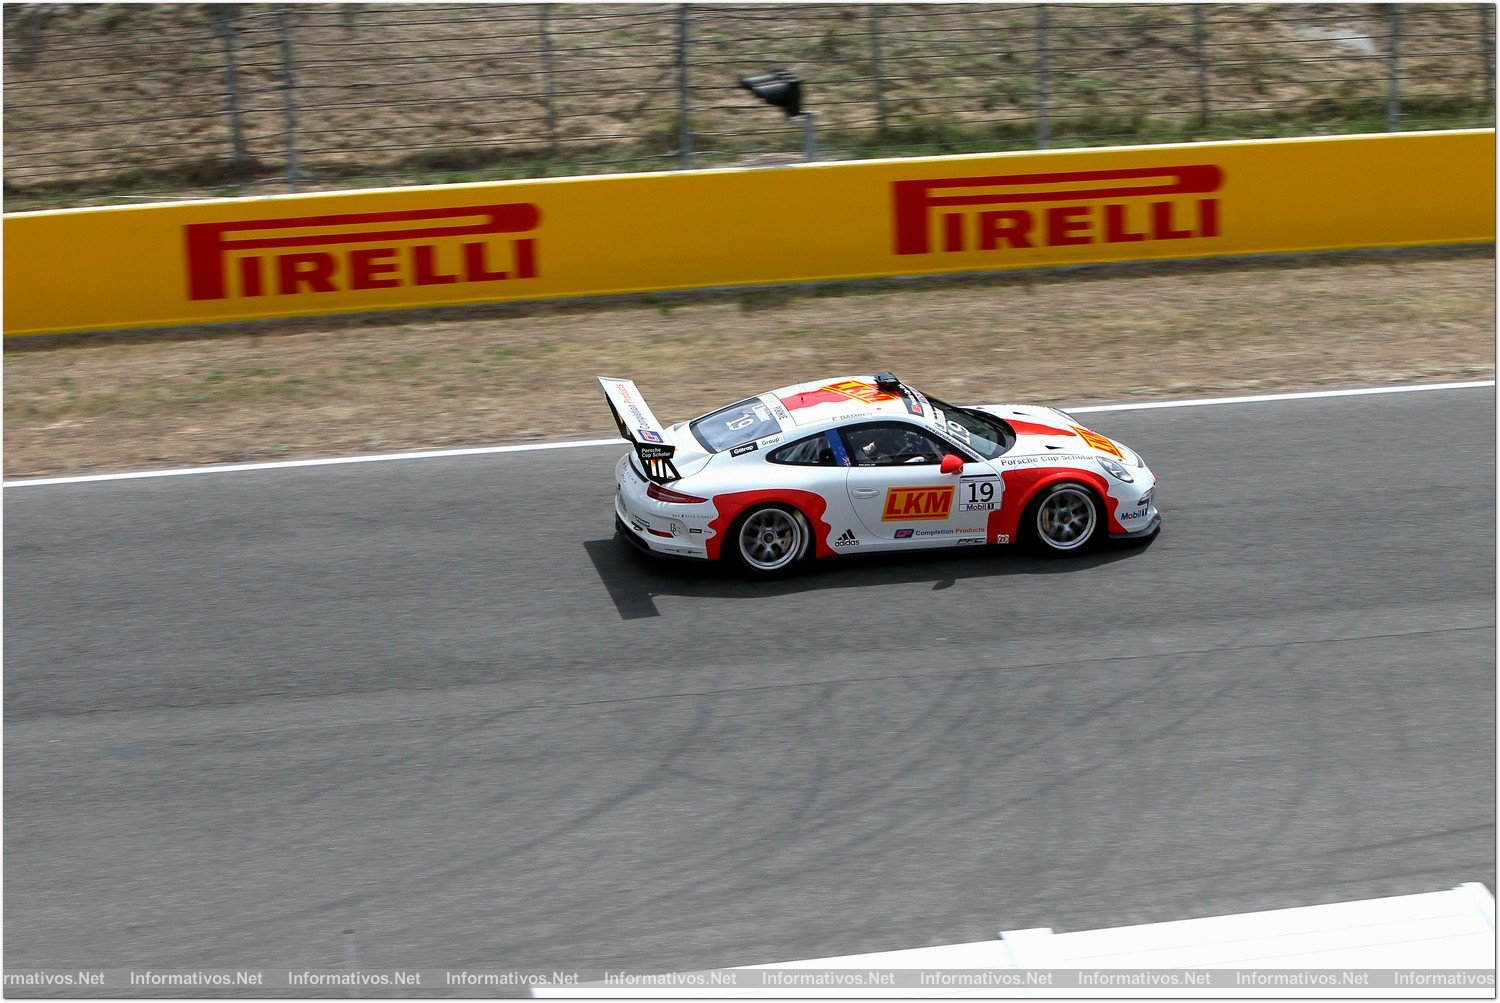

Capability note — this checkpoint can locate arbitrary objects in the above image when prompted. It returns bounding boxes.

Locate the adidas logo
[833,528,860,548]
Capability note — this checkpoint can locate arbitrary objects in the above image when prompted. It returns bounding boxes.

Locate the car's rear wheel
[1026,483,1101,555]
[728,504,810,578]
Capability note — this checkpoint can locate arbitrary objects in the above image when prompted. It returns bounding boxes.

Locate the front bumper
[1110,512,1162,540]
[1108,478,1160,539]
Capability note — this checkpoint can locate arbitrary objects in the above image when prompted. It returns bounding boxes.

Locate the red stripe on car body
[1006,420,1077,438]
[705,489,836,561]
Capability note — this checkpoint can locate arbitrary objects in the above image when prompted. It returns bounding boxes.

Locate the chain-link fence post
[675,4,692,169]
[1481,4,1494,112]
[1386,4,1401,132]
[539,6,559,157]
[1193,5,1210,130]
[279,6,302,191]
[1035,4,1050,149]
[214,5,247,165]
[869,5,888,136]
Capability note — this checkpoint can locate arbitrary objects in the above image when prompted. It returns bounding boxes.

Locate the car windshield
[924,394,1013,460]
[690,397,783,452]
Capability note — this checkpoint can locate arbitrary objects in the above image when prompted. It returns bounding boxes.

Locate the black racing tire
[1022,482,1103,556]
[723,503,812,579]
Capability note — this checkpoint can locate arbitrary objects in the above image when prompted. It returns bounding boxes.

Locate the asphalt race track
[5,385,1494,991]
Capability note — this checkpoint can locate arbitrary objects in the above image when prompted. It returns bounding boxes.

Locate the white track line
[5,379,1492,489]
[1066,379,1495,413]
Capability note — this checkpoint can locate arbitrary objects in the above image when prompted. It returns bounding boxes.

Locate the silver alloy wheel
[738,507,805,572]
[1035,486,1098,551]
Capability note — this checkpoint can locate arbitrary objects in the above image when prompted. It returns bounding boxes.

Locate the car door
[839,421,995,547]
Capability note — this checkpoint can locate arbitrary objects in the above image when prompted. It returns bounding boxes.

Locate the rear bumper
[615,515,706,561]
[614,453,712,560]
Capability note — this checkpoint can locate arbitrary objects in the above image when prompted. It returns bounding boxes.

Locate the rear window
[690,397,783,453]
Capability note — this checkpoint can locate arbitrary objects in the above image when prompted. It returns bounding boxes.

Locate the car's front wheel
[1026,483,1101,555]
[727,504,810,578]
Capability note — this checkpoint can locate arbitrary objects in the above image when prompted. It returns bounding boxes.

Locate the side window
[769,434,835,466]
[841,423,952,467]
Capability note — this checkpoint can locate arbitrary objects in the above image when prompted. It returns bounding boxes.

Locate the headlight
[1099,457,1134,482]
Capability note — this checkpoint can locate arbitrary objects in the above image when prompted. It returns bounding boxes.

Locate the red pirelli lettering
[892,165,1223,256]
[184,203,541,301]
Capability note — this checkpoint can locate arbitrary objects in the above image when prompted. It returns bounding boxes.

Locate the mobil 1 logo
[958,474,1000,512]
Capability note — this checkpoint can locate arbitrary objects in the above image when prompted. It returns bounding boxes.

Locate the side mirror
[940,454,965,475]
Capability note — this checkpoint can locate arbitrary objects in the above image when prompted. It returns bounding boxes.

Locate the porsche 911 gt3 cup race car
[599,372,1159,577]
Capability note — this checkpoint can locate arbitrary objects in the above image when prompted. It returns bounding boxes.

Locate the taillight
[647,482,708,504]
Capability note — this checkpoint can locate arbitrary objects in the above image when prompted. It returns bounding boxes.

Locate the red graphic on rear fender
[706,489,835,560]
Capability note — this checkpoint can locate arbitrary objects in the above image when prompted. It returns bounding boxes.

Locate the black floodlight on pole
[738,69,816,162]
[739,69,802,117]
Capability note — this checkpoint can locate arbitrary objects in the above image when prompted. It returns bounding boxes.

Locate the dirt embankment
[4,246,1493,479]
[4,4,1491,207]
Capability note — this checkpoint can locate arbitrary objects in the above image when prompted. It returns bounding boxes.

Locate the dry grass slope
[4,3,1492,205]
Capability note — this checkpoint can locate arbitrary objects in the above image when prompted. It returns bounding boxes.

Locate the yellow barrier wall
[4,130,1493,336]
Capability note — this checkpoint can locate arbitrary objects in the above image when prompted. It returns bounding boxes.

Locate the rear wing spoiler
[596,376,681,484]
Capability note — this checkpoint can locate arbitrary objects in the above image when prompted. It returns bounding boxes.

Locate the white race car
[600,372,1159,577]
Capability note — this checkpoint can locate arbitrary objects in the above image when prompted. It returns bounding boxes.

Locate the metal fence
[4,3,1494,208]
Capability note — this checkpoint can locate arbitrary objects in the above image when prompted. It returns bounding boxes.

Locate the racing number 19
[959,476,999,512]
